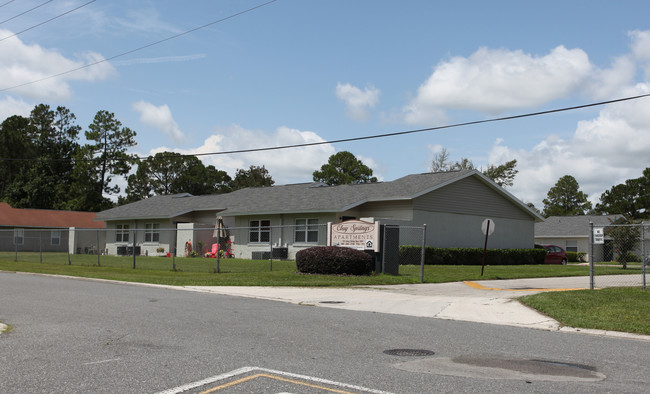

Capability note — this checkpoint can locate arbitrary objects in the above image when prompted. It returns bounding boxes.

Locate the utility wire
[0,0,54,25]
[0,0,97,42]
[0,0,278,93]
[1,93,649,163]
[0,1,17,8]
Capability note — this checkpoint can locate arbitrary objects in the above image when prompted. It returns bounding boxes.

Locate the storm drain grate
[384,349,435,357]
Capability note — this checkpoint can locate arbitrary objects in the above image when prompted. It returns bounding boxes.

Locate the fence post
[132,230,136,269]
[67,229,71,265]
[269,227,273,272]
[97,230,101,267]
[589,222,594,290]
[420,224,427,283]
[642,225,646,290]
[40,231,43,263]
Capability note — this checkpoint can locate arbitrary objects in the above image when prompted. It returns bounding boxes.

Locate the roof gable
[97,170,541,221]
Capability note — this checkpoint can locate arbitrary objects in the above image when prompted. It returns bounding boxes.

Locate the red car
[541,244,567,265]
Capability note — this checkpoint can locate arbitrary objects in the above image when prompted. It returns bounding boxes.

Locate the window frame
[13,228,24,245]
[51,230,61,246]
[144,223,160,243]
[565,240,578,253]
[249,219,271,243]
[116,224,130,243]
[295,218,319,243]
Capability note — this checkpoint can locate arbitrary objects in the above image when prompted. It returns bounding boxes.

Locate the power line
[0,0,97,42]
[0,1,17,8]
[0,0,54,25]
[0,0,278,93]
[2,93,649,163]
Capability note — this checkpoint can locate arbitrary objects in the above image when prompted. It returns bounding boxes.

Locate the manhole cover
[384,349,435,357]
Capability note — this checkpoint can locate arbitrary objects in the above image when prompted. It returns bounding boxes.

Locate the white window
[14,228,24,245]
[51,230,61,246]
[249,220,270,243]
[295,219,319,243]
[116,224,129,243]
[145,223,160,242]
[566,240,578,253]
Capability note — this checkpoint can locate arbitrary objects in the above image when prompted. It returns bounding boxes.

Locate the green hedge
[296,246,374,275]
[566,251,587,263]
[399,246,546,265]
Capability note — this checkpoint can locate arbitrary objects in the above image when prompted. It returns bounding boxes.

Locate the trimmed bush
[399,246,546,265]
[296,246,374,275]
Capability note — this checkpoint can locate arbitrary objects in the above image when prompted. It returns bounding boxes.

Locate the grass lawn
[0,252,643,286]
[520,287,650,335]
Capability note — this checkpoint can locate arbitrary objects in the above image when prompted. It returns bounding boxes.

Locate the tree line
[0,104,275,212]
[2,104,647,219]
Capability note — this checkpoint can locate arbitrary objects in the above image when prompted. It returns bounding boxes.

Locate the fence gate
[589,222,648,290]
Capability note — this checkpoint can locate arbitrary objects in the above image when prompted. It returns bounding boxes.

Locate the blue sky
[2,0,650,209]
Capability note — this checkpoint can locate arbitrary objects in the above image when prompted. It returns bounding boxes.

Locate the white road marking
[156,366,395,394]
[82,358,121,365]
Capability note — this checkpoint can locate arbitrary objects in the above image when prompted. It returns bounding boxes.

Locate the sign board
[328,220,380,252]
[481,218,495,236]
[593,227,604,244]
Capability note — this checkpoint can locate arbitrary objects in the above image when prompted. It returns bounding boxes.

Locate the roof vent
[310,182,328,188]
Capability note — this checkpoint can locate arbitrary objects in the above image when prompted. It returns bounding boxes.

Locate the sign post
[481,218,495,276]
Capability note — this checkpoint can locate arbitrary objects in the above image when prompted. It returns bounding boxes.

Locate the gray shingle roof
[98,170,539,221]
[534,215,622,237]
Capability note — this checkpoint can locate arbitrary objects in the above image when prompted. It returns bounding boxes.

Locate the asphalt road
[1,272,648,393]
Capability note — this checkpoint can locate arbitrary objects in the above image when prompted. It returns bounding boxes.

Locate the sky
[1,0,650,210]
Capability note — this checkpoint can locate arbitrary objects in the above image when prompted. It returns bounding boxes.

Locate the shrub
[616,251,641,263]
[296,246,374,275]
[399,246,546,265]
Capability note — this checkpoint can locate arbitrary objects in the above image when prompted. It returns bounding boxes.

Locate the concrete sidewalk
[186,276,650,341]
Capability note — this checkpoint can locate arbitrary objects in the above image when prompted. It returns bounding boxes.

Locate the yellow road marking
[464,281,585,292]
[199,373,355,394]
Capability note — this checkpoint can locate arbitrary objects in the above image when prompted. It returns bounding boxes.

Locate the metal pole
[420,224,427,283]
[481,221,490,276]
[132,230,136,269]
[39,231,43,263]
[216,239,221,274]
[269,227,273,272]
[642,224,646,290]
[67,229,71,265]
[97,230,101,267]
[589,222,594,290]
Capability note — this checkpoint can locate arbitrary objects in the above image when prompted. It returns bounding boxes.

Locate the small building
[0,202,106,254]
[97,170,543,259]
[534,214,622,261]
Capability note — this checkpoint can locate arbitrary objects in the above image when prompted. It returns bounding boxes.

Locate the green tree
[0,105,81,209]
[484,159,518,187]
[595,168,650,219]
[542,175,592,217]
[76,110,137,211]
[312,151,378,185]
[231,165,274,190]
[605,217,640,269]
[430,148,474,172]
[0,115,30,201]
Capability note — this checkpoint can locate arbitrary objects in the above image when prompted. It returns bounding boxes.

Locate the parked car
[541,244,567,265]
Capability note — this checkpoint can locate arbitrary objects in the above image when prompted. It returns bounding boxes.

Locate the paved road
[1,272,649,393]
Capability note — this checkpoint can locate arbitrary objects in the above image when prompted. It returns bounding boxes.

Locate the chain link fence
[589,223,648,289]
[1,224,428,277]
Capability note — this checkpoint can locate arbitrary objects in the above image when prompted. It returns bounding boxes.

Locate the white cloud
[153,125,337,184]
[336,82,380,121]
[0,29,115,101]
[403,45,592,124]
[491,84,650,209]
[629,30,650,79]
[132,101,186,143]
[0,96,33,122]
